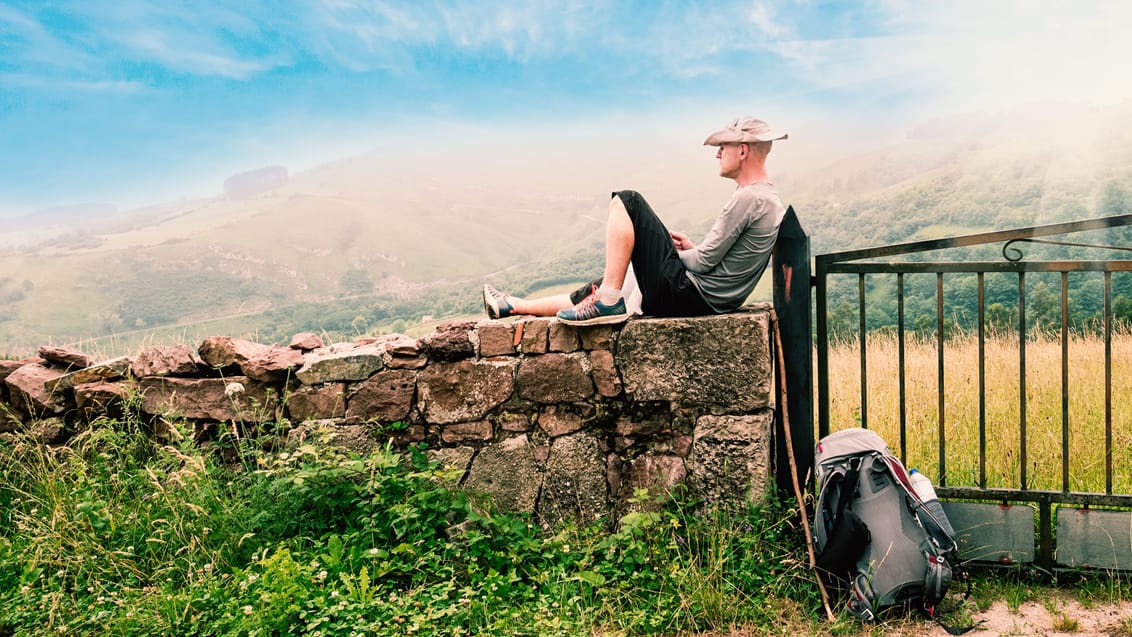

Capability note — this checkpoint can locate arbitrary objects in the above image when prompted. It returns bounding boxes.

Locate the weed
[1051,612,1080,632]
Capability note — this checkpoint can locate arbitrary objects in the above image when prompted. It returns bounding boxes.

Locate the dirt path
[893,593,1132,637]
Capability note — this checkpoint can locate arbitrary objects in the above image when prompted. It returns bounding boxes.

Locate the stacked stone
[0,306,776,522]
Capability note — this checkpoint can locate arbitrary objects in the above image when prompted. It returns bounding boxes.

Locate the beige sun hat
[703,116,788,146]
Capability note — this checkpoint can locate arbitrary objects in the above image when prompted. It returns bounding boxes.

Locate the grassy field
[825,329,1132,494]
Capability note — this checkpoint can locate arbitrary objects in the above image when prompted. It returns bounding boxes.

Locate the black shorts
[569,190,714,317]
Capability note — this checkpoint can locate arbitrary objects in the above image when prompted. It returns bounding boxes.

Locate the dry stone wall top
[0,304,777,522]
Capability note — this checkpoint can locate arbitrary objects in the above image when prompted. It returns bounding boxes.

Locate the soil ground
[686,589,1132,637]
[895,593,1132,637]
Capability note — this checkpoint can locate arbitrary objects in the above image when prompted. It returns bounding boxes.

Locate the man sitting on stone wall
[483,116,788,327]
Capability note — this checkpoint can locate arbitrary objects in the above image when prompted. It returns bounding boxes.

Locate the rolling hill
[2,102,1131,357]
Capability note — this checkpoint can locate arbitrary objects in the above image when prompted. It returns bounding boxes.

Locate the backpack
[812,428,960,622]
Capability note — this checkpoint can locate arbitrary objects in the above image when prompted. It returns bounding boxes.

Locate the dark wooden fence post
[772,206,814,495]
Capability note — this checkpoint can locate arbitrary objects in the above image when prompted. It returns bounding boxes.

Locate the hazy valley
[3,102,1131,357]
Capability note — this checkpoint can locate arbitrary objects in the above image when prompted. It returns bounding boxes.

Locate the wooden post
[772,207,814,496]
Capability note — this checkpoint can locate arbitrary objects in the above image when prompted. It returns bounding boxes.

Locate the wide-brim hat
[703,116,788,146]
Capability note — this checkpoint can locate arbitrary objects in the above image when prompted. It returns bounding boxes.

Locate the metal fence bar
[1106,271,1114,494]
[1019,272,1028,491]
[815,261,831,439]
[978,272,987,488]
[898,273,907,464]
[859,273,868,429]
[937,273,947,485]
[1061,272,1070,493]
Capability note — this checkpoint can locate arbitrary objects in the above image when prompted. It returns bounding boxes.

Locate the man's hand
[670,230,694,251]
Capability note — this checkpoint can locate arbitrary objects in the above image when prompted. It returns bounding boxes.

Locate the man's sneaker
[556,295,628,326]
[483,284,515,319]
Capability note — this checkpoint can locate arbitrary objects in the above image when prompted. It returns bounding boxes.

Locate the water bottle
[908,468,937,502]
[908,469,955,537]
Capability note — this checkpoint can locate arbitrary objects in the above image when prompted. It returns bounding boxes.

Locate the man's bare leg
[509,294,574,317]
[601,195,634,292]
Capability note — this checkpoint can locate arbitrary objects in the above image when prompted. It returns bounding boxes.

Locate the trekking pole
[771,310,836,621]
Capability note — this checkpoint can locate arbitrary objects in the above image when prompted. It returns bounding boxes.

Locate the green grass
[0,413,822,636]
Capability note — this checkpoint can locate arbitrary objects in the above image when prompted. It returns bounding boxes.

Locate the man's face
[716,143,743,179]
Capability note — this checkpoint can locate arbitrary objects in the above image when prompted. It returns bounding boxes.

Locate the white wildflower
[225,382,246,397]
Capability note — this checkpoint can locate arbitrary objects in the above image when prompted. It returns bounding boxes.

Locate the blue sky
[2,1,1131,217]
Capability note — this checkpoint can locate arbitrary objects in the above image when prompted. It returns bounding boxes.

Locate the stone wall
[0,305,776,523]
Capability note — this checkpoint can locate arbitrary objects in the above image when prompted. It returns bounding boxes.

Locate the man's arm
[669,230,694,251]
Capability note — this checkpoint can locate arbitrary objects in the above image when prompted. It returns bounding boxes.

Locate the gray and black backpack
[812,428,961,622]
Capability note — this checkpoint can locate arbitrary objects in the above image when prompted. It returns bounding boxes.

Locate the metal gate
[786,213,1132,570]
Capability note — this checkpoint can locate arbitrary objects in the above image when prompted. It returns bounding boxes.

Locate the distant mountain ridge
[2,102,1130,356]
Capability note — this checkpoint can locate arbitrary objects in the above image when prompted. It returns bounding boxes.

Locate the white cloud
[749,1,789,40]
[118,29,281,79]
[760,0,1132,113]
[0,4,98,72]
[0,72,144,93]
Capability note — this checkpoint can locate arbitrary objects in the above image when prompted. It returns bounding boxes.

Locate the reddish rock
[74,381,129,415]
[578,325,615,350]
[385,355,427,370]
[589,349,622,397]
[376,333,420,356]
[519,319,550,354]
[0,358,35,382]
[476,322,515,357]
[132,345,201,377]
[421,321,475,361]
[440,421,493,444]
[38,345,93,370]
[243,345,304,382]
[418,360,515,424]
[499,411,533,432]
[533,445,550,463]
[137,376,278,422]
[286,383,347,421]
[538,405,584,437]
[346,370,416,424]
[516,353,592,403]
[672,434,694,457]
[4,362,68,416]
[197,336,266,370]
[548,322,580,353]
[289,332,324,351]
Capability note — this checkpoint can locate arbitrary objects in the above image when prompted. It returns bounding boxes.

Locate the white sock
[597,284,621,305]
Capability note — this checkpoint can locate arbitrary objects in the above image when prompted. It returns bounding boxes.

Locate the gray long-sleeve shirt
[678,182,786,312]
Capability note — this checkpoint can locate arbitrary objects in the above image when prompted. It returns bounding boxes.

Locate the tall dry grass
[826,329,1132,494]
